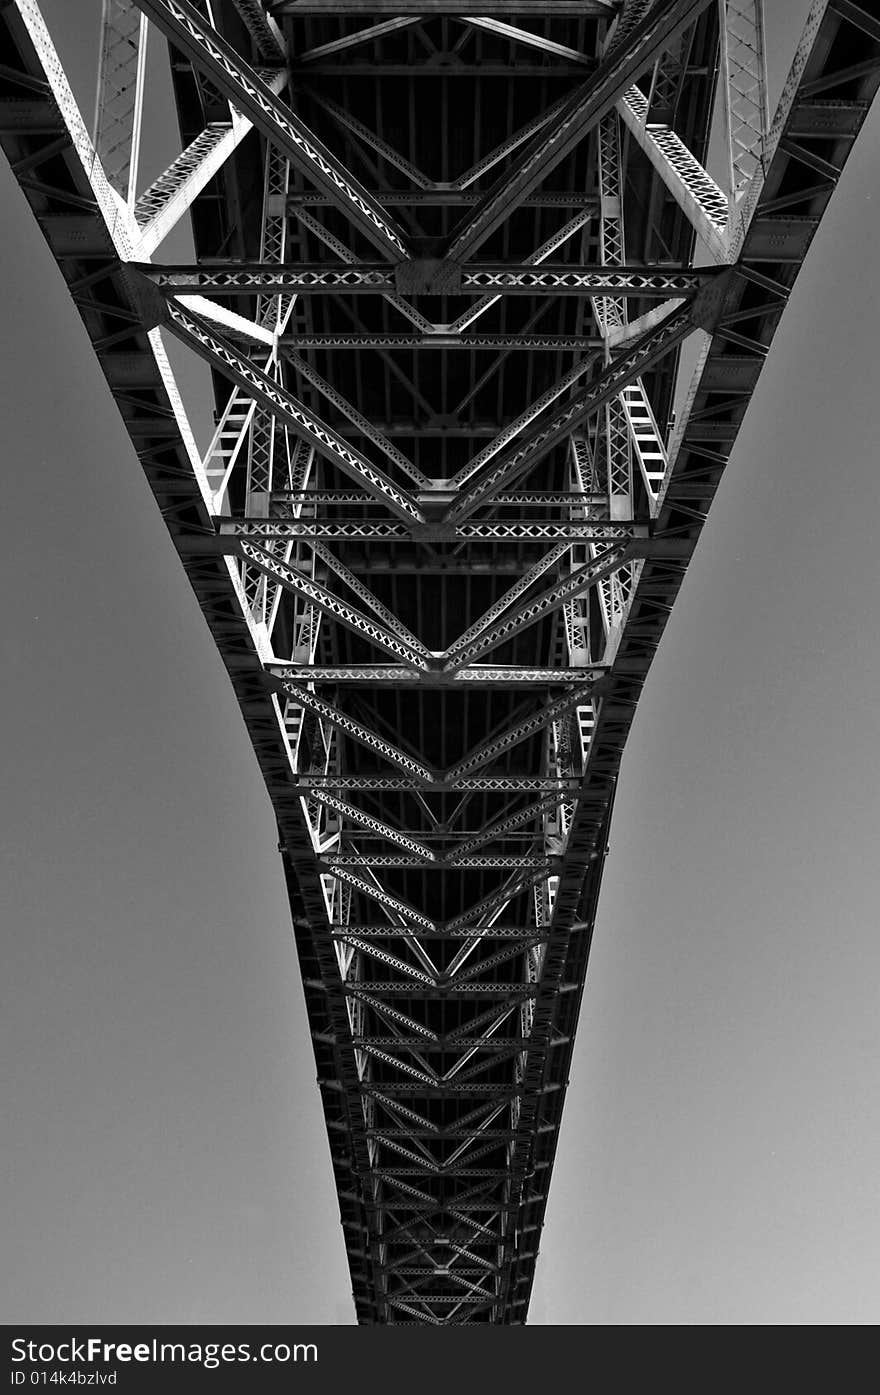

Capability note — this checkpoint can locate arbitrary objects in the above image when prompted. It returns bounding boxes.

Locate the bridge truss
[2,0,878,1323]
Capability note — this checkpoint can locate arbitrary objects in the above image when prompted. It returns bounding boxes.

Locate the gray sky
[3,2,880,1326]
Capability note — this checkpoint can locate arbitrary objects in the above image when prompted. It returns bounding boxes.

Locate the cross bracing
[2,0,878,1325]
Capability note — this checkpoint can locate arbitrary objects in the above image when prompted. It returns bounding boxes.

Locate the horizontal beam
[269,490,614,507]
[324,855,551,871]
[332,926,556,941]
[287,191,600,208]
[267,664,607,687]
[367,1131,515,1142]
[279,333,603,351]
[346,983,541,998]
[295,776,583,793]
[140,262,715,298]
[220,519,640,543]
[285,62,594,76]
[271,2,616,12]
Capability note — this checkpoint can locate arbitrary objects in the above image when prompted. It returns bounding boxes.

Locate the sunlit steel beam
[140,294,426,523]
[131,0,411,259]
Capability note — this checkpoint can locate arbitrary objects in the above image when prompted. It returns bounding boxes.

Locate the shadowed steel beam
[309,541,432,659]
[139,262,715,297]
[287,205,435,335]
[278,682,435,782]
[327,854,551,870]
[448,209,595,335]
[240,541,431,668]
[440,546,633,671]
[287,352,430,486]
[445,304,692,523]
[449,794,574,862]
[290,191,599,208]
[453,92,573,190]
[334,936,438,986]
[450,360,598,487]
[459,17,592,64]
[279,332,603,350]
[304,89,433,189]
[443,874,552,935]
[444,275,733,525]
[131,0,410,259]
[273,1,615,11]
[445,685,598,779]
[445,0,716,262]
[229,0,286,58]
[296,18,422,64]
[443,542,573,657]
[340,930,552,944]
[259,490,626,505]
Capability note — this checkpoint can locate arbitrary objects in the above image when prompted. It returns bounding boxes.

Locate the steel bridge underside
[2,0,879,1323]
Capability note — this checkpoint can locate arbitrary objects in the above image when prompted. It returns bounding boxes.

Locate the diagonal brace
[134,289,425,524]
[131,0,410,259]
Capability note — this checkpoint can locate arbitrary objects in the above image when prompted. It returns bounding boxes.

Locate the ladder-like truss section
[3,0,878,1324]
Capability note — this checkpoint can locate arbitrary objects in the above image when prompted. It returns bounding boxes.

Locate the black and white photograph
[3,0,880,1351]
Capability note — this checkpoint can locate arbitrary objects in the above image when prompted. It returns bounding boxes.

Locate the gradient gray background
[2,1,879,1325]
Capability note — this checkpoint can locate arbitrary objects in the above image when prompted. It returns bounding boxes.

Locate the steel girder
[3,0,880,1326]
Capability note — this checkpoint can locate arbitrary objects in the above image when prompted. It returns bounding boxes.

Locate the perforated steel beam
[140,261,716,297]
[445,0,716,262]
[93,0,148,205]
[148,295,426,523]
[131,0,411,259]
[272,1,615,11]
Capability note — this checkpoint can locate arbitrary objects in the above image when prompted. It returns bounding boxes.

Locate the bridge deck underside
[2,0,878,1325]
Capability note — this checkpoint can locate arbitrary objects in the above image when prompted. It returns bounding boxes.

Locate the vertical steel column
[719,0,769,202]
[93,0,148,205]
[242,143,296,623]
